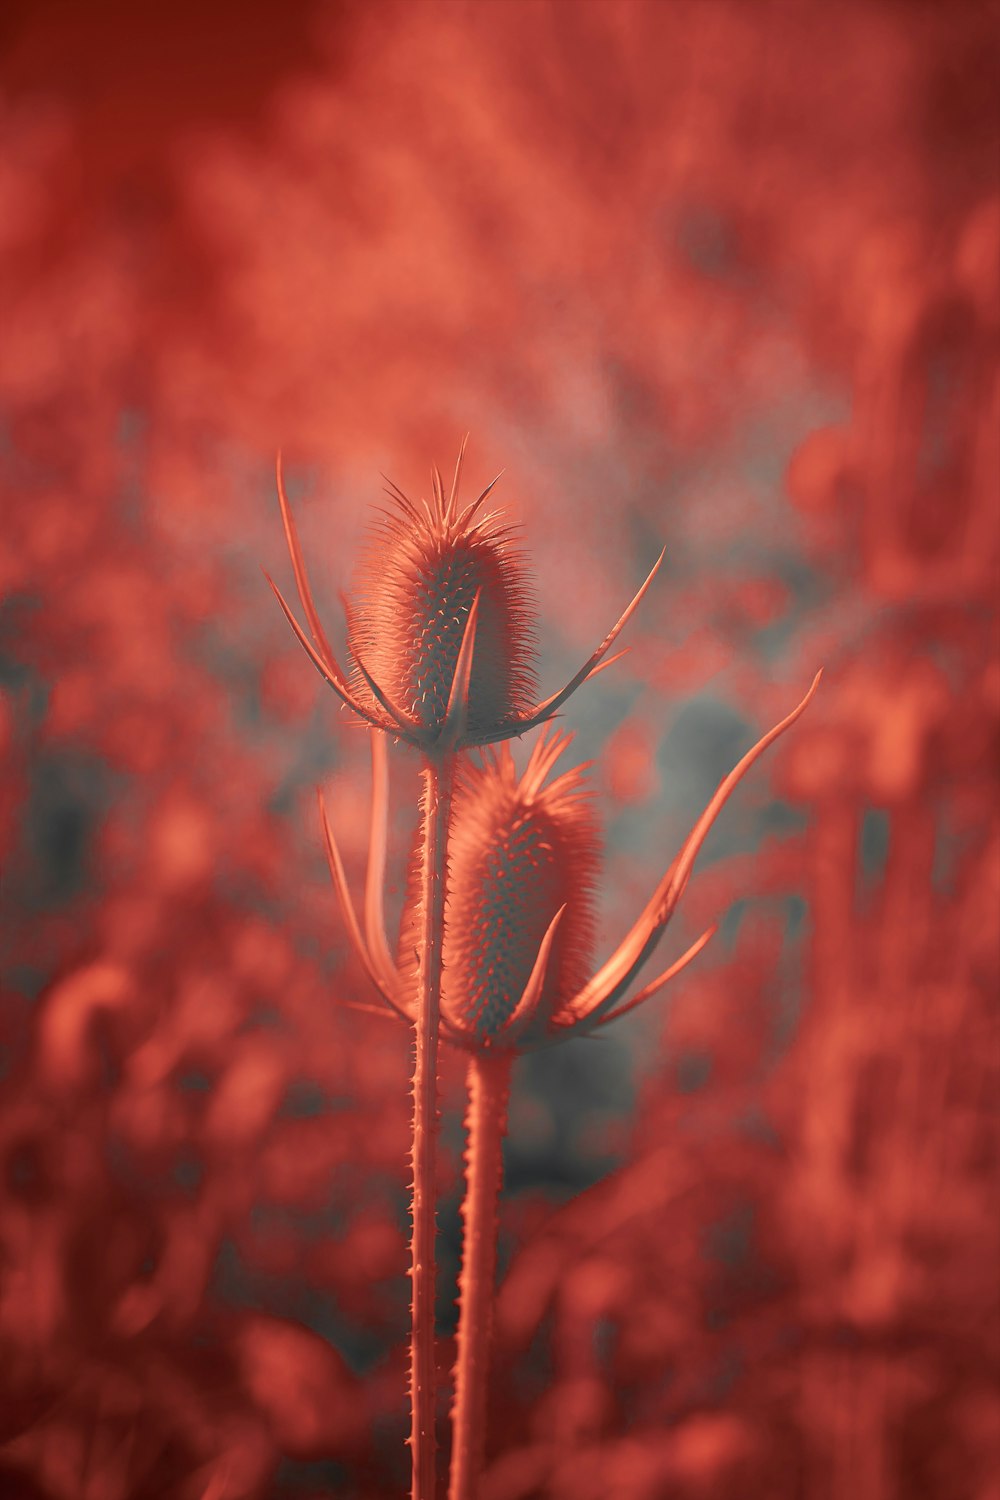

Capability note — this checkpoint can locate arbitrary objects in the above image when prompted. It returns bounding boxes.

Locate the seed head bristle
[348,449,537,740]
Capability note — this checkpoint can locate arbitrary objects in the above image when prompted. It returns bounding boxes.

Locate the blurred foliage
[0,1,997,1496]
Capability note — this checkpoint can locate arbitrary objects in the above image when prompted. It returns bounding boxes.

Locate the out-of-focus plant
[271,443,662,1500]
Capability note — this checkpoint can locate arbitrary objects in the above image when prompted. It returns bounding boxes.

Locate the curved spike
[587,647,629,681]
[447,434,470,523]
[353,1000,480,1050]
[560,858,679,1028]
[663,671,823,910]
[364,731,401,993]
[498,905,566,1044]
[542,761,596,802]
[275,452,339,672]
[522,728,574,799]
[456,471,504,530]
[265,571,385,727]
[431,464,446,520]
[463,504,511,539]
[338,585,412,735]
[587,925,717,1029]
[524,548,666,728]
[467,712,562,751]
[561,672,822,1026]
[352,647,422,737]
[380,474,423,525]
[317,791,414,1023]
[441,591,481,748]
[340,1000,404,1021]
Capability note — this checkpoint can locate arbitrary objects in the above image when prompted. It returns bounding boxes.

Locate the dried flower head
[440,734,600,1042]
[267,440,664,752]
[346,451,536,742]
[319,674,822,1048]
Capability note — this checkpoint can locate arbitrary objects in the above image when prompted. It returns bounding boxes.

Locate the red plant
[2,5,996,1497]
[273,445,665,1500]
[322,689,818,1497]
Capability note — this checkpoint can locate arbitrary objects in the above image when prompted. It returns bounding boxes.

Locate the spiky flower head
[441,733,601,1046]
[268,440,667,754]
[348,448,536,744]
[318,676,821,1050]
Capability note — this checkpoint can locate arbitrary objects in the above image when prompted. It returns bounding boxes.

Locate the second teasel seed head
[318,676,822,1048]
[442,734,601,1043]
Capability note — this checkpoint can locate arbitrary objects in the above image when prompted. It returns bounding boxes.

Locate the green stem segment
[450,1050,513,1500]
[410,753,453,1500]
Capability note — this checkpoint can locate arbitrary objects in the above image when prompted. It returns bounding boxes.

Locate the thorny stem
[449,1050,513,1500]
[410,753,453,1500]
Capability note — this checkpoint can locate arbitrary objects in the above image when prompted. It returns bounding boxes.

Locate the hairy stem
[450,1050,513,1500]
[410,753,453,1500]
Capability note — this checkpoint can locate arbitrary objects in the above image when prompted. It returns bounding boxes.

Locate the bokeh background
[1,1,998,1497]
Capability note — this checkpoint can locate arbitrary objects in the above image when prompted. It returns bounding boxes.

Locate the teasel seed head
[442,733,601,1043]
[347,444,537,743]
[319,675,822,1049]
[269,440,668,752]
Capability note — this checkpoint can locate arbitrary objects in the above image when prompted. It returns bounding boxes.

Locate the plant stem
[410,752,453,1500]
[450,1050,513,1500]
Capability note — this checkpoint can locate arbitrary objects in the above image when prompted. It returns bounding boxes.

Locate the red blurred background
[1,2,998,1496]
